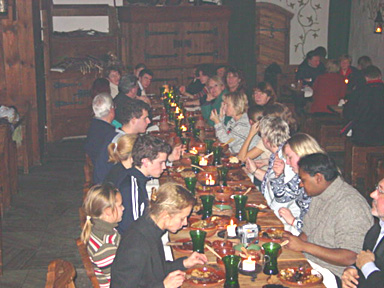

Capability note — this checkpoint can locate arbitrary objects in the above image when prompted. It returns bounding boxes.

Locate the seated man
[343,65,384,146]
[341,177,384,288]
[116,134,171,234]
[114,74,150,108]
[137,68,153,97]
[93,99,151,184]
[283,153,373,285]
[84,93,116,164]
[296,50,325,87]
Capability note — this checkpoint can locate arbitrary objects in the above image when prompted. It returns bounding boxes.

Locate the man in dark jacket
[343,65,384,146]
[296,50,326,87]
[341,178,384,288]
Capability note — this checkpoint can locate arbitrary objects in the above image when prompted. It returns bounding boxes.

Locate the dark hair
[306,50,321,60]
[254,81,277,105]
[357,56,372,70]
[313,46,327,58]
[363,65,381,79]
[248,105,264,122]
[135,63,147,70]
[104,65,122,78]
[139,69,154,78]
[118,74,138,94]
[115,99,150,125]
[216,64,228,71]
[91,78,110,98]
[196,64,215,78]
[298,153,339,182]
[132,135,172,168]
[225,66,247,92]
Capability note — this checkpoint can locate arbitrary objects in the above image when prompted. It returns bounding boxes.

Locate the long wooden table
[152,96,325,287]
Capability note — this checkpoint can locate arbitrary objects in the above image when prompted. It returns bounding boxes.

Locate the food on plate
[180,171,195,178]
[188,267,223,284]
[260,228,284,241]
[229,156,240,163]
[191,220,215,229]
[279,267,322,285]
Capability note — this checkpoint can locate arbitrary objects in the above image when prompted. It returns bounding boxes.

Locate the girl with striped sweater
[81,183,124,288]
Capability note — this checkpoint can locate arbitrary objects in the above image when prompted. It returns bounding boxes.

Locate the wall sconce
[0,0,8,17]
[374,10,383,34]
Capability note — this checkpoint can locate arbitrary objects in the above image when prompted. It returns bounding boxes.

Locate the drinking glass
[217,166,229,186]
[222,255,241,288]
[184,177,197,195]
[212,145,223,165]
[245,207,259,224]
[262,242,281,275]
[234,195,248,222]
[193,128,200,139]
[200,195,215,219]
[204,139,215,154]
[189,230,207,253]
[189,155,200,173]
[181,137,191,151]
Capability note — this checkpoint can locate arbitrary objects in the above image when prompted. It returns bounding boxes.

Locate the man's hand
[282,232,306,252]
[356,250,375,269]
[163,270,186,288]
[341,267,359,288]
[183,252,208,268]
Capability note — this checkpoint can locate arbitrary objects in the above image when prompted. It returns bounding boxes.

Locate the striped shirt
[87,219,121,288]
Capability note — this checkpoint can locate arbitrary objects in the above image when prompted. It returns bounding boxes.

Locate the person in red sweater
[310,59,347,114]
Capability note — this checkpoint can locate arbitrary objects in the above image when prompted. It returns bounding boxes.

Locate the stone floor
[0,139,92,287]
[0,139,350,287]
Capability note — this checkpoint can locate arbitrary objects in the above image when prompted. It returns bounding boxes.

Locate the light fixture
[374,10,383,34]
[0,0,8,17]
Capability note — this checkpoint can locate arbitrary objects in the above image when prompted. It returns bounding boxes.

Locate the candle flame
[230,219,234,225]
[181,125,187,132]
[345,79,349,84]
[178,113,184,120]
[247,256,252,261]
[199,157,208,166]
[175,107,180,114]
[190,147,198,154]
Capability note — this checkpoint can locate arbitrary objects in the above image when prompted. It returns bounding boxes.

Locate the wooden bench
[301,115,345,152]
[45,259,76,288]
[344,139,384,193]
[76,238,100,288]
[366,152,384,196]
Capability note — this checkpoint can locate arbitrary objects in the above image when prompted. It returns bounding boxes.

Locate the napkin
[146,124,159,132]
[303,86,313,98]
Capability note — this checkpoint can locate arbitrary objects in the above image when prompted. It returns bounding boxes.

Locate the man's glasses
[376,184,384,194]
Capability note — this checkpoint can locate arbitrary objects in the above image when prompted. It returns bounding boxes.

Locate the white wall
[349,0,384,72]
[256,0,330,65]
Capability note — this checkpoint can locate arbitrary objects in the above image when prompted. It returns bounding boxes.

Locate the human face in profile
[165,206,192,233]
[133,109,151,133]
[284,144,301,173]
[146,152,168,178]
[371,179,384,220]
[111,193,125,223]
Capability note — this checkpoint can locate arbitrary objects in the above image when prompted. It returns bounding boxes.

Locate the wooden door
[255,3,293,83]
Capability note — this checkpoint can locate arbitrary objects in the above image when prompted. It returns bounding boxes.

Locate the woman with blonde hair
[210,91,259,154]
[111,182,207,288]
[104,134,137,186]
[81,183,124,288]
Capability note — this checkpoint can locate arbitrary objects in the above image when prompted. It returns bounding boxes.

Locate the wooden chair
[76,238,100,288]
[366,152,384,197]
[45,259,76,288]
[83,154,94,200]
[344,139,384,192]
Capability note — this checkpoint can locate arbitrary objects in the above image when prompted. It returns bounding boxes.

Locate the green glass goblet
[184,177,197,196]
[189,155,200,174]
[222,255,241,288]
[262,242,281,275]
[204,139,215,154]
[212,145,223,165]
[200,195,215,220]
[234,195,248,222]
[245,206,259,224]
[181,137,191,151]
[217,166,229,186]
[189,230,207,253]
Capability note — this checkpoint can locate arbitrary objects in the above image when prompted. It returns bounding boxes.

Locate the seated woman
[201,75,228,126]
[252,81,277,107]
[245,116,299,233]
[275,133,324,232]
[339,54,365,94]
[238,103,297,163]
[225,66,247,93]
[210,91,258,154]
[105,66,122,99]
[311,59,347,114]
[104,134,137,187]
[111,182,207,288]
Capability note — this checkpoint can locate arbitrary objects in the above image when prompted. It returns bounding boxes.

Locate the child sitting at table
[81,183,124,288]
[210,91,259,154]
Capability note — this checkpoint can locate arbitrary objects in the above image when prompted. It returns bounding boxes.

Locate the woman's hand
[210,109,220,124]
[163,270,186,288]
[278,208,295,226]
[183,252,208,268]
[249,122,260,137]
[245,157,257,174]
[168,144,184,162]
[272,154,285,177]
[206,92,215,102]
[341,267,359,288]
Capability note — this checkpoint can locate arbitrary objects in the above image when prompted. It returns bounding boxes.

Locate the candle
[175,107,180,114]
[345,78,349,84]
[227,219,237,237]
[205,175,215,185]
[242,256,256,271]
[190,147,198,155]
[199,157,208,166]
[180,125,187,132]
[178,113,184,120]
[170,102,177,107]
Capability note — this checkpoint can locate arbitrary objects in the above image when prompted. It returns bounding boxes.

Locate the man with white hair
[84,92,116,164]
